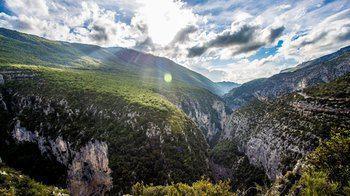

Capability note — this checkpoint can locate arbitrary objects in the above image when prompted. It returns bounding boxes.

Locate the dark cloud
[269,26,285,42]
[300,32,328,46]
[208,25,257,47]
[187,25,258,57]
[135,22,148,34]
[171,25,197,44]
[338,31,350,41]
[131,21,156,51]
[134,37,155,51]
[338,25,350,41]
[90,25,108,42]
[187,46,207,57]
[13,20,32,30]
[232,42,265,55]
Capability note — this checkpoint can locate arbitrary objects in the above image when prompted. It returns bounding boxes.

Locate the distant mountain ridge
[223,45,350,109]
[215,81,240,96]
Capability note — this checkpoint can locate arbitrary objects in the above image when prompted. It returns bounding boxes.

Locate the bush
[295,169,338,195]
[291,129,350,195]
[132,179,235,196]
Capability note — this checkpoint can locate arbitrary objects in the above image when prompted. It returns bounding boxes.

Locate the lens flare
[164,73,172,83]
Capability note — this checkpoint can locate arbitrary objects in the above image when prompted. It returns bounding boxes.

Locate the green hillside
[0,63,212,193]
[0,27,228,142]
[0,27,222,95]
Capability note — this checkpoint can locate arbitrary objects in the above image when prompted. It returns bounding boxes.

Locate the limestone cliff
[220,74,350,180]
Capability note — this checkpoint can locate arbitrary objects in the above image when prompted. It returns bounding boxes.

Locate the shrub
[131,179,235,196]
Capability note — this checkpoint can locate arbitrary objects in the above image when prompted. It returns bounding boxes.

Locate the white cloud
[282,8,350,62]
[6,0,49,17]
[133,0,199,46]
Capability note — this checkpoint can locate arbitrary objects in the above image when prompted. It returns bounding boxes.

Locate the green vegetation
[285,129,350,195]
[260,74,350,195]
[0,27,222,95]
[210,140,270,193]
[131,179,234,196]
[0,164,68,196]
[0,63,210,193]
[304,73,350,98]
[0,27,232,194]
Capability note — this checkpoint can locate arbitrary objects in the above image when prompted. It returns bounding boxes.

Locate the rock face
[12,120,112,195]
[0,74,4,85]
[68,141,112,196]
[170,90,229,143]
[182,100,228,141]
[221,82,350,180]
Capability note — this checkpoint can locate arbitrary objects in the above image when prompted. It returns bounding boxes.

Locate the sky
[0,0,350,83]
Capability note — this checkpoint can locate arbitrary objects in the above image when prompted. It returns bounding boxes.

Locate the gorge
[0,28,349,195]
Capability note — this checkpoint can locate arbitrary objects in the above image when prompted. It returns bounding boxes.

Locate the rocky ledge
[12,120,112,195]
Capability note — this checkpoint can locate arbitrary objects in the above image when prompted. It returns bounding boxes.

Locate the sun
[136,0,196,46]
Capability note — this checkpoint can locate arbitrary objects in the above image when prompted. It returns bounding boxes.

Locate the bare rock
[68,140,112,196]
[11,120,113,195]
[0,74,4,85]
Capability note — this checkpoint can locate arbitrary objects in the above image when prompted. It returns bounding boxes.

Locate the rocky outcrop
[178,98,228,142]
[12,120,113,195]
[0,74,4,85]
[68,141,112,196]
[219,48,350,181]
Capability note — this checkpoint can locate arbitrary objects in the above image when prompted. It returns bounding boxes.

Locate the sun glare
[136,0,196,46]
[164,73,172,83]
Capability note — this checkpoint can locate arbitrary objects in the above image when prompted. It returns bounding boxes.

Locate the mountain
[0,28,232,194]
[0,27,230,142]
[223,45,350,110]
[215,73,350,194]
[214,59,350,193]
[0,27,227,96]
[215,81,241,96]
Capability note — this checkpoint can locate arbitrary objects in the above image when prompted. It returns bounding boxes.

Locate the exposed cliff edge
[178,99,229,144]
[220,73,350,182]
[13,120,112,195]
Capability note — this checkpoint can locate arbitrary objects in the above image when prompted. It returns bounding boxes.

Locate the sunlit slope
[0,27,222,95]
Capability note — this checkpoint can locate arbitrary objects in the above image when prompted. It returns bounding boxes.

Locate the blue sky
[0,0,350,83]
